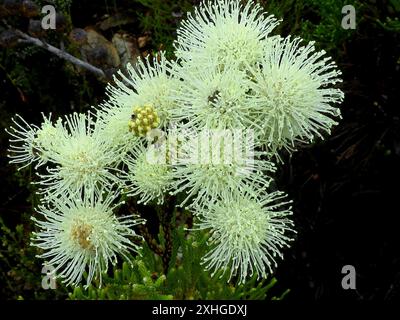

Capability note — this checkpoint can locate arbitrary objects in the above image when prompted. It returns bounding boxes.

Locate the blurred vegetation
[0,214,68,299]
[135,0,199,56]
[1,0,399,300]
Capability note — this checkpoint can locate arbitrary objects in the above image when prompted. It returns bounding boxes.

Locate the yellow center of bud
[128,104,160,137]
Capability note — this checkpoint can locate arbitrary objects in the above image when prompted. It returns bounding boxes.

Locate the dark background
[0,0,399,300]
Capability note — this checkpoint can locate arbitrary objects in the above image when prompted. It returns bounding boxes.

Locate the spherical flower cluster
[35,113,122,200]
[128,104,160,137]
[7,113,124,201]
[249,36,344,154]
[174,0,279,69]
[170,65,263,130]
[31,192,144,287]
[6,114,64,170]
[193,189,295,284]
[95,52,179,156]
[98,51,178,131]
[171,129,276,208]
[121,142,174,205]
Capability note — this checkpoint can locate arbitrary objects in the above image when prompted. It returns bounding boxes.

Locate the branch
[15,30,106,79]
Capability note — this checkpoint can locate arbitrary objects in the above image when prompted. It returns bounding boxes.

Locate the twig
[15,30,106,79]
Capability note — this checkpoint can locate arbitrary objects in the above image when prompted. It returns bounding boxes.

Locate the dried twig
[15,30,106,79]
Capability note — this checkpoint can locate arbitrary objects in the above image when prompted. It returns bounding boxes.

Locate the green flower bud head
[128,104,160,137]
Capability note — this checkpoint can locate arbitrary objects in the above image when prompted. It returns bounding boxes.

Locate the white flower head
[99,51,179,133]
[36,112,122,200]
[31,191,145,288]
[121,141,174,205]
[174,0,280,69]
[170,65,263,131]
[171,129,276,208]
[6,114,64,170]
[95,104,140,154]
[194,188,294,284]
[250,36,344,156]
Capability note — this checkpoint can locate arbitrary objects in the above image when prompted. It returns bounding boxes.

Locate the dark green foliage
[70,258,174,300]
[135,0,197,55]
[300,0,361,49]
[377,0,400,32]
[133,0,364,57]
[260,0,362,54]
[0,215,68,299]
[69,225,288,300]
[378,16,400,32]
